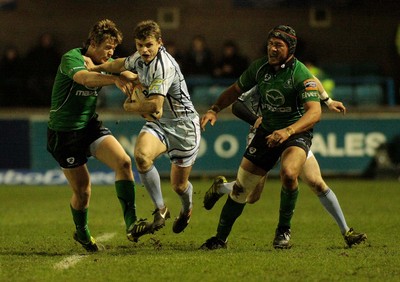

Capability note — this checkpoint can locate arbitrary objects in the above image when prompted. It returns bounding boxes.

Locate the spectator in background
[395,23,400,101]
[0,45,24,107]
[24,32,61,107]
[213,40,249,79]
[164,41,184,69]
[304,59,335,98]
[183,35,214,76]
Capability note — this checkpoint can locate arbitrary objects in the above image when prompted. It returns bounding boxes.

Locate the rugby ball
[130,83,162,121]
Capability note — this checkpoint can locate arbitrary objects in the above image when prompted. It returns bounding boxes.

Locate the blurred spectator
[164,41,184,68]
[213,40,249,79]
[395,23,400,101]
[304,59,335,97]
[24,32,61,107]
[183,35,214,76]
[0,45,25,107]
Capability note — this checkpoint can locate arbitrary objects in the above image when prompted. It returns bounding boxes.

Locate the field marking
[53,232,116,270]
[54,255,84,270]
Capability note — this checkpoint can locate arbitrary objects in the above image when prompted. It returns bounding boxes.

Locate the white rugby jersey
[238,86,261,115]
[124,45,197,119]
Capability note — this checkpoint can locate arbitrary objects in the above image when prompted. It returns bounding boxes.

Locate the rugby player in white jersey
[89,20,200,239]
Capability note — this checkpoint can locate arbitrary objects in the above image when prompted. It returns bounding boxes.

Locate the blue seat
[332,85,354,105]
[354,84,384,106]
[191,85,226,108]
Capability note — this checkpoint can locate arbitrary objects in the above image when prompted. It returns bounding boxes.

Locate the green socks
[115,180,137,230]
[216,196,246,242]
[70,205,91,241]
[278,186,299,229]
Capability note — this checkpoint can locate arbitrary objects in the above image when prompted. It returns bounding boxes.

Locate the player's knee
[280,167,299,187]
[74,188,91,206]
[117,154,132,171]
[134,151,152,172]
[246,192,261,204]
[231,167,263,204]
[171,180,189,194]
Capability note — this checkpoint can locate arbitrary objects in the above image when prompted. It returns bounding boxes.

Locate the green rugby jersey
[48,48,101,131]
[237,57,320,132]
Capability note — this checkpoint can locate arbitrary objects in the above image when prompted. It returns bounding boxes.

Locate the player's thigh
[280,146,307,176]
[240,157,266,176]
[134,131,167,160]
[93,136,130,168]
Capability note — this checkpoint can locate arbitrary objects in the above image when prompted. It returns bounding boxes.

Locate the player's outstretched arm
[200,83,243,131]
[313,75,346,114]
[327,100,346,114]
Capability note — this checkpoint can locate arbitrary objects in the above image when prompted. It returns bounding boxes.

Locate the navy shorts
[47,116,111,168]
[244,126,312,172]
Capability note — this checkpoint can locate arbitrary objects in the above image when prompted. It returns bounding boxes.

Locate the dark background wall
[1,0,399,95]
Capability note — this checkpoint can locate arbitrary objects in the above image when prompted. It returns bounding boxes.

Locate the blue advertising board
[30,115,400,175]
[1,114,400,185]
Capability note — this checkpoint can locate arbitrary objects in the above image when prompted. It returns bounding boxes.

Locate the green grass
[0,179,398,281]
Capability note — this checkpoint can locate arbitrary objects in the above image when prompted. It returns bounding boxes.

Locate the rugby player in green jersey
[47,19,151,252]
[200,25,325,250]
[202,84,366,248]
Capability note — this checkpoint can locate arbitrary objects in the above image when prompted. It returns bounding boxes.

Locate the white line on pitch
[53,232,116,270]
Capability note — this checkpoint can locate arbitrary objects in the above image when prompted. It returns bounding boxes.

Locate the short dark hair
[133,20,162,41]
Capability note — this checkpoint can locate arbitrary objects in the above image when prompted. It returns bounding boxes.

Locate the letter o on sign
[214,134,239,158]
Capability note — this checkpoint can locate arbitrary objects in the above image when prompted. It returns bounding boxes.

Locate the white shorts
[140,114,201,167]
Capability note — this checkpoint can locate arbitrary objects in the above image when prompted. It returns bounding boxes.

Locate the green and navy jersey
[48,48,102,131]
[124,45,198,120]
[237,57,320,132]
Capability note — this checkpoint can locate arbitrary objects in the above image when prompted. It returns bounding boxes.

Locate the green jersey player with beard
[200,25,322,250]
[47,19,151,252]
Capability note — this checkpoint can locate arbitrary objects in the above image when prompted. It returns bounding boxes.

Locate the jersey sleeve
[294,63,320,103]
[124,52,140,71]
[237,57,266,92]
[60,49,86,79]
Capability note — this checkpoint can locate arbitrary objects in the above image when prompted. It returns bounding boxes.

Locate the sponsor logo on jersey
[149,79,163,93]
[263,73,272,82]
[265,90,285,107]
[76,90,97,97]
[303,79,318,91]
[283,79,293,89]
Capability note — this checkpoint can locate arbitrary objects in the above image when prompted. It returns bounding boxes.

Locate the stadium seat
[191,85,227,108]
[354,84,384,106]
[332,85,355,105]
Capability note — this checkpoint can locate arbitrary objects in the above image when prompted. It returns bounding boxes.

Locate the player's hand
[120,71,139,83]
[83,55,95,70]
[266,128,290,147]
[115,76,134,96]
[328,100,346,114]
[200,110,217,131]
[253,116,262,129]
